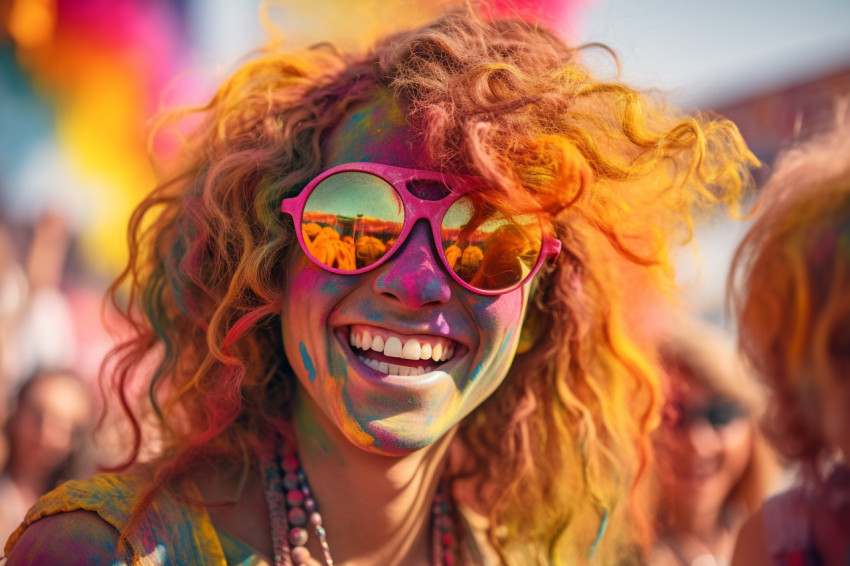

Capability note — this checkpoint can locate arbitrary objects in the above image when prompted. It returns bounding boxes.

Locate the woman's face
[280,92,530,455]
[660,368,754,519]
[9,374,90,473]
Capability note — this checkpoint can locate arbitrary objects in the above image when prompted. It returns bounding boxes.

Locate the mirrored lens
[441,196,543,291]
[302,172,403,271]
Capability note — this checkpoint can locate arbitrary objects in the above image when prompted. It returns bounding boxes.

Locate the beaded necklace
[259,433,460,566]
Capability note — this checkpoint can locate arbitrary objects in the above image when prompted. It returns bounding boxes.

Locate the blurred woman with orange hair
[730,112,850,566]
[5,4,755,565]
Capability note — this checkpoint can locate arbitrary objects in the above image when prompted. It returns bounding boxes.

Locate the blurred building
[710,63,850,178]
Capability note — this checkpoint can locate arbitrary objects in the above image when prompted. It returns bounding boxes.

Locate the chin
[354,419,450,456]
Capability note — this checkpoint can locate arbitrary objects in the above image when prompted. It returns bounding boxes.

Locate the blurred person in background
[652,314,779,566]
[0,211,76,390]
[0,368,92,545]
[731,109,850,566]
[14,211,76,384]
[0,222,28,467]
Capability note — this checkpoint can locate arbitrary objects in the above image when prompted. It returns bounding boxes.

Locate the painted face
[280,91,530,455]
[659,372,753,519]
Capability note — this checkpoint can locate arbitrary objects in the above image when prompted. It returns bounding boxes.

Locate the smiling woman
[4,4,756,566]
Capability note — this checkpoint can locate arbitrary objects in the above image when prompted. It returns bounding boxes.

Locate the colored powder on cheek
[359,298,388,325]
[327,347,348,380]
[469,327,515,383]
[299,342,317,382]
[320,279,343,294]
[338,395,377,448]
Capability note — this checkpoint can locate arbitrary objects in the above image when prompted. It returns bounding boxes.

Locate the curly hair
[104,4,755,564]
[729,107,850,485]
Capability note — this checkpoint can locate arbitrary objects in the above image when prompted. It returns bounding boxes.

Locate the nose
[373,220,452,308]
[684,420,722,457]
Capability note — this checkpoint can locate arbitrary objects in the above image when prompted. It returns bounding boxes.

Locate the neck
[292,387,455,566]
[672,500,728,548]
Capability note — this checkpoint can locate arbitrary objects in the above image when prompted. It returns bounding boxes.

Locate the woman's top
[3,470,499,565]
[761,466,850,566]
[3,472,263,565]
[761,487,820,566]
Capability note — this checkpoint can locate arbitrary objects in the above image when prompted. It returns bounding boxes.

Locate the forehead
[324,91,427,169]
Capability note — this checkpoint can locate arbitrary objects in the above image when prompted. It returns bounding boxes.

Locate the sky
[578,0,850,107]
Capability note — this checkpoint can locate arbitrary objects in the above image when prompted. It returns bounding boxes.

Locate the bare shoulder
[5,510,129,565]
[731,508,771,566]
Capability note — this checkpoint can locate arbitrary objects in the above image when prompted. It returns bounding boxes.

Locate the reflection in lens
[441,196,542,290]
[302,172,403,270]
[355,236,386,267]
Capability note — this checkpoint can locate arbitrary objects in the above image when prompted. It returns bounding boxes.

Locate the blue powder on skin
[469,327,514,383]
[299,342,317,382]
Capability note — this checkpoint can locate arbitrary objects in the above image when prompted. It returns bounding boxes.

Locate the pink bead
[443,549,456,566]
[309,511,323,527]
[291,546,311,564]
[303,497,316,512]
[442,532,455,547]
[282,456,299,472]
[289,527,309,547]
[288,507,307,526]
[286,489,305,507]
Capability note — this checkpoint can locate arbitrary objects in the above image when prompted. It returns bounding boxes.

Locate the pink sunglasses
[280,162,561,295]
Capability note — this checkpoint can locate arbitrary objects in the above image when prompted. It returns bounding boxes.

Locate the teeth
[384,337,403,358]
[349,326,458,365]
[431,343,443,363]
[358,355,381,372]
[402,339,421,360]
[356,356,437,377]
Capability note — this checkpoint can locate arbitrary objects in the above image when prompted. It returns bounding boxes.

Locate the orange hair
[104,4,756,564]
[729,107,850,484]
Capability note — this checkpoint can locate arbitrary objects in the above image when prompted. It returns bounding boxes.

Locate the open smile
[344,324,463,377]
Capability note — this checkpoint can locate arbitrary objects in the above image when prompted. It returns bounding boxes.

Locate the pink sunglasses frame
[280,162,561,295]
